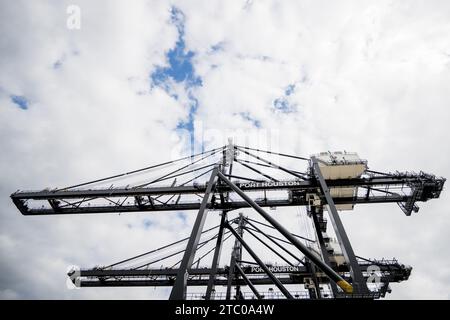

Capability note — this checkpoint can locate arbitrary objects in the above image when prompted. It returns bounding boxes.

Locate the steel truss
[13,143,445,299]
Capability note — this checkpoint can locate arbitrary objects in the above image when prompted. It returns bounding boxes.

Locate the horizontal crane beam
[11,175,437,200]
[78,261,409,277]
[75,261,411,287]
[13,195,412,215]
[12,172,445,215]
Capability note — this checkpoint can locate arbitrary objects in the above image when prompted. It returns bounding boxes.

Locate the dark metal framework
[12,143,445,299]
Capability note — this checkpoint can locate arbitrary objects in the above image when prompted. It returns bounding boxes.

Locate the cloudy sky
[1,0,449,299]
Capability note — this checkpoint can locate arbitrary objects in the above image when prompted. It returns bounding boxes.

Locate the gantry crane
[11,142,445,299]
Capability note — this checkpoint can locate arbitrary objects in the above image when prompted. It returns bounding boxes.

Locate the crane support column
[169,167,219,300]
[309,206,339,297]
[311,156,368,294]
[205,211,228,300]
[226,212,245,299]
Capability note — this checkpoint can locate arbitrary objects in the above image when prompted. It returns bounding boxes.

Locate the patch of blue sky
[143,218,153,229]
[53,51,79,70]
[177,212,187,224]
[150,7,201,89]
[176,93,198,133]
[273,83,297,113]
[238,112,261,128]
[150,7,203,154]
[273,98,290,111]
[285,84,295,96]
[210,42,224,53]
[150,43,201,88]
[10,95,28,110]
[53,59,63,69]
